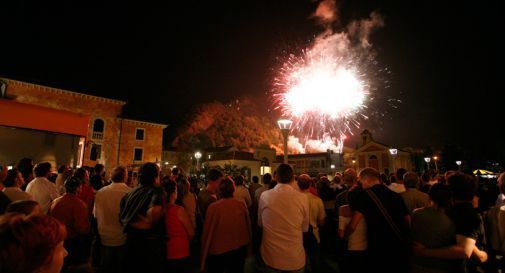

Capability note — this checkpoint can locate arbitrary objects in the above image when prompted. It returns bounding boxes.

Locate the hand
[412,242,426,256]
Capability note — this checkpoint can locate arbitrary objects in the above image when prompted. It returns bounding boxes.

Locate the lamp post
[389,148,398,173]
[352,159,356,172]
[277,119,293,164]
[424,157,431,171]
[456,160,462,171]
[433,156,439,173]
[194,152,202,171]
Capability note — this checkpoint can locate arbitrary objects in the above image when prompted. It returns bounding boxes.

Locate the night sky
[1,0,503,159]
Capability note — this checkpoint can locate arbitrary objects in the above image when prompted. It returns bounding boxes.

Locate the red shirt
[165,204,190,259]
[50,193,90,238]
[78,184,95,216]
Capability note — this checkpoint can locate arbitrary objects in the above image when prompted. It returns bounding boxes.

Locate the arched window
[92,119,104,140]
[369,155,378,160]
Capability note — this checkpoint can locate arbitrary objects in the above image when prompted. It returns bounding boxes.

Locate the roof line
[1,77,127,105]
[120,118,168,128]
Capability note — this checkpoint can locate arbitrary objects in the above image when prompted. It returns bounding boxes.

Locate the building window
[134,148,143,162]
[90,144,102,161]
[92,119,105,140]
[135,128,145,140]
[310,160,321,168]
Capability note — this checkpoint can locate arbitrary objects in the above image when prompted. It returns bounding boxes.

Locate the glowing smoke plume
[273,1,384,154]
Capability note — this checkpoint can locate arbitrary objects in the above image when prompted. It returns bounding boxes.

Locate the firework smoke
[273,1,384,154]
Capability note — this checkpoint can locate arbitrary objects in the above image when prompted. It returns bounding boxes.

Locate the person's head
[380,173,390,185]
[0,213,67,273]
[235,175,245,186]
[447,172,477,203]
[171,167,180,177]
[359,167,381,189]
[276,164,294,184]
[57,165,68,174]
[111,166,127,183]
[162,177,178,203]
[3,168,24,188]
[138,162,160,186]
[64,177,82,194]
[428,183,452,209]
[206,169,224,191]
[219,177,235,198]
[396,168,407,182]
[404,172,420,189]
[444,170,456,182]
[6,200,41,215]
[342,168,358,186]
[252,176,259,184]
[333,175,342,185]
[421,173,430,183]
[17,158,33,175]
[94,164,105,176]
[177,176,190,197]
[73,167,89,184]
[499,173,505,194]
[262,173,272,185]
[34,162,52,178]
[297,174,312,191]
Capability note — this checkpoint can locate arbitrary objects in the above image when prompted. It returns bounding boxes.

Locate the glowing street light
[424,157,431,171]
[330,164,335,169]
[389,148,398,172]
[456,160,462,170]
[277,119,293,164]
[194,151,202,171]
[433,156,439,172]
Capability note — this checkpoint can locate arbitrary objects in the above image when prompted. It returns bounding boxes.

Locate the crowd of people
[1,158,505,273]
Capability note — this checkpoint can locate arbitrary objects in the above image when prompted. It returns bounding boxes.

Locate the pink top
[165,204,190,259]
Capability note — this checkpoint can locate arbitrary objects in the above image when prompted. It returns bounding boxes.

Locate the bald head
[343,168,357,186]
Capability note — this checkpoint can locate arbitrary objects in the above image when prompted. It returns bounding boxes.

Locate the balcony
[92,132,103,140]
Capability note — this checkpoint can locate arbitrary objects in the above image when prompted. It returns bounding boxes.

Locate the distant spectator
[120,163,165,273]
[0,213,67,273]
[5,200,41,215]
[94,166,131,273]
[254,173,272,204]
[2,168,33,202]
[164,178,194,273]
[17,157,34,191]
[26,162,59,214]
[420,173,432,193]
[198,169,223,220]
[401,172,430,214]
[176,176,197,228]
[90,164,106,191]
[389,168,407,193]
[234,175,252,208]
[298,174,326,272]
[249,176,261,201]
[74,167,94,216]
[55,165,71,195]
[50,177,90,267]
[380,173,390,185]
[201,177,251,273]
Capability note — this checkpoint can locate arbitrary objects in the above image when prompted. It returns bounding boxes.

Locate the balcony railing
[92,132,103,140]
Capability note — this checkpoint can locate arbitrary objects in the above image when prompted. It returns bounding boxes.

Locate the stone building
[0,77,166,170]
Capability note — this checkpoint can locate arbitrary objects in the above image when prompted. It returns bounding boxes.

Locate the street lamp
[456,160,462,170]
[389,148,398,173]
[277,119,293,164]
[352,159,356,172]
[433,156,439,173]
[424,157,431,171]
[194,152,202,171]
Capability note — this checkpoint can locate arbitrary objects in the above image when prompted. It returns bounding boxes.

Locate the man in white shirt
[94,166,131,273]
[259,164,309,272]
[2,168,33,202]
[388,168,407,193]
[234,175,252,208]
[26,162,59,214]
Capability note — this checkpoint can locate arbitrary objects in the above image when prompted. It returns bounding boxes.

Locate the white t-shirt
[259,183,309,271]
[339,215,368,251]
[93,183,132,246]
[26,177,60,214]
[234,185,252,208]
